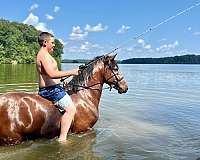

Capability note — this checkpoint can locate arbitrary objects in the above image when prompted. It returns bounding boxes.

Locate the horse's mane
[66,55,105,91]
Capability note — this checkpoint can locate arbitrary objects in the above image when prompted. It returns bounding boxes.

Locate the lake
[0,63,200,160]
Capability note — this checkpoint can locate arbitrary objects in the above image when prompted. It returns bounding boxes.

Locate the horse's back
[0,92,61,145]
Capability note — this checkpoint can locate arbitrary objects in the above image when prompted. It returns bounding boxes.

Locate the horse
[0,54,128,145]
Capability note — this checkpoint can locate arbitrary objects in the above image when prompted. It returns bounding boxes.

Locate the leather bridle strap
[104,66,124,91]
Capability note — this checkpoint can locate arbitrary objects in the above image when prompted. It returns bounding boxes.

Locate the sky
[0,0,200,60]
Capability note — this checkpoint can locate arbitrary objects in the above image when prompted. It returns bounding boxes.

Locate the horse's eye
[113,66,118,71]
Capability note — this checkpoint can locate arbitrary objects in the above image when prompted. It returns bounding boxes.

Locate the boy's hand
[71,68,79,76]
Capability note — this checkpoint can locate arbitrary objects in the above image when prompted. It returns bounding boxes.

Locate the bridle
[104,64,124,91]
[61,61,124,92]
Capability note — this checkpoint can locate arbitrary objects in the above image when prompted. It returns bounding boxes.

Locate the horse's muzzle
[116,79,128,94]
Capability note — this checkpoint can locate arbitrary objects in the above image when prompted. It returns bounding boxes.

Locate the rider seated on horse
[36,32,79,142]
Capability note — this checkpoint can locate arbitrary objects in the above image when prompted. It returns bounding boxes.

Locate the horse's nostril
[123,86,128,93]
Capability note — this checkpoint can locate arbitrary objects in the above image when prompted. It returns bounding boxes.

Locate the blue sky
[1,0,200,60]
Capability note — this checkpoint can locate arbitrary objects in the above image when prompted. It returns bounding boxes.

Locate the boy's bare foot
[57,137,67,143]
[56,138,73,145]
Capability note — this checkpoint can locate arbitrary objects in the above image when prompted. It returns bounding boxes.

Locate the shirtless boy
[36,32,79,142]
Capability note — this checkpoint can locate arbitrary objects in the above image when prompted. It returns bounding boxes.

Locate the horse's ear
[107,53,117,61]
[105,53,117,64]
[111,53,117,60]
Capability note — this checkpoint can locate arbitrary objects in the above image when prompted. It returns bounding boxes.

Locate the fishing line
[107,1,200,55]
[66,1,200,82]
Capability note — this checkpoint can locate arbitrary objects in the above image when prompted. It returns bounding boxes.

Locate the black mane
[66,55,105,91]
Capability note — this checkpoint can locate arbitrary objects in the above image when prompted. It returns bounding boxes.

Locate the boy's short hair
[38,32,54,47]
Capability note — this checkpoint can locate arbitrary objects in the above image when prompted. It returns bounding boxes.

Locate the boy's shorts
[38,84,73,113]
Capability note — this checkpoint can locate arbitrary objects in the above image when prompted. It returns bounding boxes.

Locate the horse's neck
[79,64,104,106]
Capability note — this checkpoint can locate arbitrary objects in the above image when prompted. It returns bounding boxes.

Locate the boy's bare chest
[49,56,58,70]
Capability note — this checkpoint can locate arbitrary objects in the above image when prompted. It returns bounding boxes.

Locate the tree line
[0,19,63,64]
[121,54,200,64]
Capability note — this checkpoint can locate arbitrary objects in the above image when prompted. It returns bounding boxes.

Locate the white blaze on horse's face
[104,55,128,94]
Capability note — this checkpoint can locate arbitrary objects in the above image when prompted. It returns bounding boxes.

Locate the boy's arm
[40,55,79,78]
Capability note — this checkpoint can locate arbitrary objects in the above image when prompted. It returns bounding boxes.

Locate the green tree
[0,19,63,64]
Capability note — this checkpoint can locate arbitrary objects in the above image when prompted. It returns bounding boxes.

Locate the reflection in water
[0,131,103,160]
[0,64,38,93]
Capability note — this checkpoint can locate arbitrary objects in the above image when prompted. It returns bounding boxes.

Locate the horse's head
[103,54,128,94]
[66,54,128,94]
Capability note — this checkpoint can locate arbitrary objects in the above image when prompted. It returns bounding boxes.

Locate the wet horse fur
[0,55,128,145]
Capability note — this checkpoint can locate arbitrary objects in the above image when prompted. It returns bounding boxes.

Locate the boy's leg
[58,103,76,142]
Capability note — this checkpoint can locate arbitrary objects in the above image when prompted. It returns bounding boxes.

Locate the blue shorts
[38,84,73,113]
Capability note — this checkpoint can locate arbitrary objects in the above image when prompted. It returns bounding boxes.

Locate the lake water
[0,64,200,160]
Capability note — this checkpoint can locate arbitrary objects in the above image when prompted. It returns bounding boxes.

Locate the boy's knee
[71,104,76,114]
[66,104,76,114]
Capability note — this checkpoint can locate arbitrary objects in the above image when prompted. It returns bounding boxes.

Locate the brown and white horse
[0,54,128,145]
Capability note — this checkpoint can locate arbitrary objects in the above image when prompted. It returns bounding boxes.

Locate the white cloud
[126,47,134,52]
[178,49,199,55]
[23,13,53,34]
[29,4,38,11]
[138,39,145,45]
[80,41,100,52]
[45,14,54,20]
[144,44,151,49]
[156,44,167,51]
[193,32,200,36]
[159,38,167,42]
[35,23,54,34]
[117,25,131,34]
[23,13,39,26]
[136,39,152,50]
[35,22,46,31]
[169,41,178,47]
[72,26,83,34]
[69,32,88,41]
[156,41,179,51]
[64,41,102,55]
[69,26,88,40]
[58,38,67,45]
[54,6,60,13]
[188,27,192,31]
[80,42,91,51]
[124,39,152,55]
[69,23,108,40]
[84,23,108,32]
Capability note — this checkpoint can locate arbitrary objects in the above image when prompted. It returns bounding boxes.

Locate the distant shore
[62,54,200,64]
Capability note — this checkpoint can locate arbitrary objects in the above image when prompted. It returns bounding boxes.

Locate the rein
[105,72,124,91]
[70,72,124,92]
[61,62,124,92]
[64,82,103,92]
